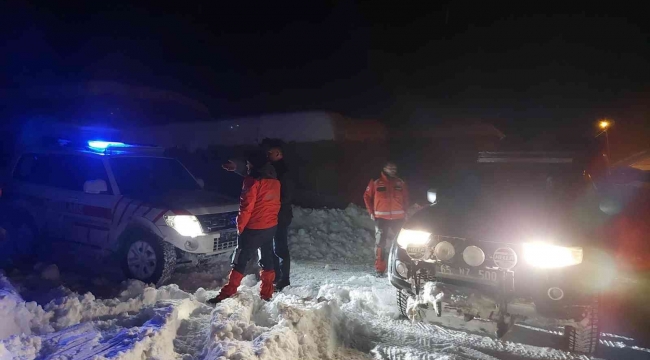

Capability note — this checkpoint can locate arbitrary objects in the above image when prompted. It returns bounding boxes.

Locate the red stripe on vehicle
[111,196,125,216]
[172,209,191,215]
[152,209,168,223]
[132,202,145,217]
[117,199,138,225]
[112,198,131,223]
[83,205,113,220]
[143,207,155,218]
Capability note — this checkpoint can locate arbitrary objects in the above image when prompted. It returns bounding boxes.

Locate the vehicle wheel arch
[0,205,40,265]
[1,205,39,234]
[114,217,164,252]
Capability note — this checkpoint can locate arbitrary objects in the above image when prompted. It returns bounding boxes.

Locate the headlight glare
[165,215,205,237]
[396,229,432,248]
[523,242,583,268]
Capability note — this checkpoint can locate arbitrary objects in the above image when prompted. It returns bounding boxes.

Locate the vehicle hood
[138,189,239,215]
[408,193,601,245]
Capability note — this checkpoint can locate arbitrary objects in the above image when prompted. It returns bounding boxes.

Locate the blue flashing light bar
[53,138,161,155]
[87,140,127,150]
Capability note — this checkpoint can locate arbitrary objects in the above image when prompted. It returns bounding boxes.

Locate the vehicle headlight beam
[522,241,583,268]
[396,229,432,248]
[165,215,205,238]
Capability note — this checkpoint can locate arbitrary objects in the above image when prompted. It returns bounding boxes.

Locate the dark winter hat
[260,138,285,151]
[246,149,268,169]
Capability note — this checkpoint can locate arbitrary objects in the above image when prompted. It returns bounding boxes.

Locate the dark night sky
[2,1,650,140]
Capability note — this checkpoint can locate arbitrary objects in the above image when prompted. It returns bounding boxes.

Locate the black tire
[563,297,600,354]
[120,230,176,286]
[397,289,410,318]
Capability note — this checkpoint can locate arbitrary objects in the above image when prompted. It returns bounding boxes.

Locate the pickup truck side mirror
[84,179,108,194]
[196,178,205,189]
[427,189,437,204]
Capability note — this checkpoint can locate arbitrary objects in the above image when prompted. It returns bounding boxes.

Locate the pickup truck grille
[196,212,237,233]
[213,230,238,252]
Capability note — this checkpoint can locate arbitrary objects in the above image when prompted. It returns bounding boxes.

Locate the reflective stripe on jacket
[363,173,409,220]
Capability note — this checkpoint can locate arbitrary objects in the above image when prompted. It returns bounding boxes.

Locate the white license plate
[406,246,426,258]
[435,264,499,285]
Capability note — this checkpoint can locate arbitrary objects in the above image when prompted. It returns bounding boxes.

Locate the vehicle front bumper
[388,244,600,321]
[159,226,238,255]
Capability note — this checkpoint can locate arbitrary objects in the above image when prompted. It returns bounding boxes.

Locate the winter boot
[274,279,290,292]
[375,248,387,274]
[260,269,276,301]
[207,269,244,304]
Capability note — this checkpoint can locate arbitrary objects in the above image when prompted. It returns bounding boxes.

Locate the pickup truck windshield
[444,161,591,208]
[109,157,200,195]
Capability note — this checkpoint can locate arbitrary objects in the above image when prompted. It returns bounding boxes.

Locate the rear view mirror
[84,179,108,194]
[427,189,437,204]
[196,178,205,189]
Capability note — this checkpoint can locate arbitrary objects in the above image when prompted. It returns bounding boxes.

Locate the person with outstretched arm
[363,161,409,277]
[208,151,281,303]
[222,139,294,291]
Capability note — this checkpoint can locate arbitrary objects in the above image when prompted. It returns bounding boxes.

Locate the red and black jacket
[237,163,281,234]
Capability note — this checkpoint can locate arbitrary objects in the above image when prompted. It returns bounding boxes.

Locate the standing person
[223,139,294,291]
[263,139,293,291]
[363,161,409,277]
[208,151,281,303]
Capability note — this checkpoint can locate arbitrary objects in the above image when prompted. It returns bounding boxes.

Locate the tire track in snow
[285,263,606,360]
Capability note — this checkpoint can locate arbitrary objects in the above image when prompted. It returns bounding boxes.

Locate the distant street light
[596,119,612,172]
[599,120,610,130]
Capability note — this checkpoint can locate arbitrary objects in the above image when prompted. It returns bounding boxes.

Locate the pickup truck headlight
[523,242,583,268]
[165,215,205,237]
[397,229,432,248]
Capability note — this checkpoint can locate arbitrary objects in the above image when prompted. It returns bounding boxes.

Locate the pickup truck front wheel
[563,296,601,354]
[120,230,176,286]
[397,289,411,318]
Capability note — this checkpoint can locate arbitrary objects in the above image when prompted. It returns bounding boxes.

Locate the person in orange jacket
[208,151,281,303]
[364,161,409,276]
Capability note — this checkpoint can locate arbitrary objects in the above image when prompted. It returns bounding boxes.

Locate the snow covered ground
[1,205,650,359]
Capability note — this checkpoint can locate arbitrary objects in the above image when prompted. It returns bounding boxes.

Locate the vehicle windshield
[109,157,200,195]
[443,162,592,208]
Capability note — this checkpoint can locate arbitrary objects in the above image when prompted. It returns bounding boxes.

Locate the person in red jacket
[208,151,281,303]
[364,161,409,276]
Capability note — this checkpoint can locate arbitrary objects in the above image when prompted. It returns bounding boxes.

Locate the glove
[370,214,375,221]
[222,160,237,171]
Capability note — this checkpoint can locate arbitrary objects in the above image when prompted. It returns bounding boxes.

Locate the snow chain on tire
[157,241,177,286]
[564,296,600,354]
[397,289,409,318]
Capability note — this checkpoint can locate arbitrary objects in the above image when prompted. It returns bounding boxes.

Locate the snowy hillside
[1,205,649,359]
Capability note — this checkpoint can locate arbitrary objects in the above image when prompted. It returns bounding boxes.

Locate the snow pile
[288,205,375,263]
[2,263,648,359]
[0,272,47,340]
[1,298,202,360]
[0,275,206,359]
[196,282,373,359]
